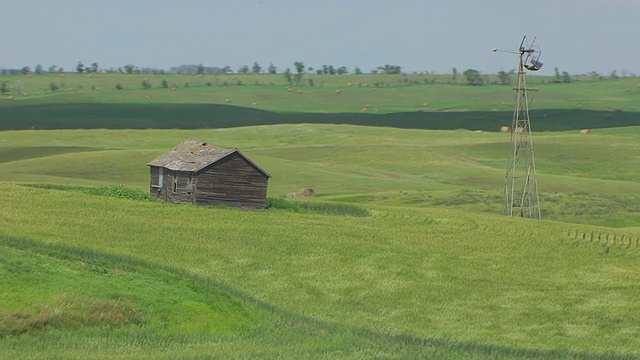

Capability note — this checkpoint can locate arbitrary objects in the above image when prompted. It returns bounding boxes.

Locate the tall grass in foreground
[1,184,640,358]
[3,236,638,360]
[1,237,583,360]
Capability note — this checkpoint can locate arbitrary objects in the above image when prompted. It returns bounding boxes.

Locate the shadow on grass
[1,103,639,131]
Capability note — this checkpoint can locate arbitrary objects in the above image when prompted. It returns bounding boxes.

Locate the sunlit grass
[1,118,640,358]
[1,183,640,358]
[1,125,639,226]
[0,239,268,338]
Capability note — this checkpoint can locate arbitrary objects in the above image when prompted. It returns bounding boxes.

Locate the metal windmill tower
[494,36,542,219]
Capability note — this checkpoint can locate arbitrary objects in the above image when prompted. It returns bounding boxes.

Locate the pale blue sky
[2,0,639,76]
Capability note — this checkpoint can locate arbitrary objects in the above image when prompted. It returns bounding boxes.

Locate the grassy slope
[0,185,639,359]
[3,232,585,360]
[1,125,639,226]
[0,241,266,336]
[1,74,640,358]
[1,126,639,355]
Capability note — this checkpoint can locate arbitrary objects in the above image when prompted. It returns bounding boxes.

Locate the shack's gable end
[195,153,269,208]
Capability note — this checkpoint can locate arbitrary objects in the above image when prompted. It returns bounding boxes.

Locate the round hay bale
[144,95,150,99]
[347,82,353,87]
[422,102,429,107]
[252,102,258,106]
[475,130,483,133]
[298,188,316,197]
[362,108,368,112]
[297,89,303,94]
[224,98,231,103]
[500,126,510,133]
[171,87,176,91]
[335,89,342,94]
[23,92,30,96]
[8,96,14,100]
[580,129,592,135]
[286,192,299,198]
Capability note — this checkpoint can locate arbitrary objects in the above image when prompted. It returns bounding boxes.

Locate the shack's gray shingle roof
[147,140,270,177]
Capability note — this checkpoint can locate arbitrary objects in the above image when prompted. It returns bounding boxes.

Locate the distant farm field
[1,73,639,133]
[1,73,639,112]
[1,73,640,358]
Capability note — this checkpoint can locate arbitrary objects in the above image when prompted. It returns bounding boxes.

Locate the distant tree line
[1,61,399,76]
[2,61,635,87]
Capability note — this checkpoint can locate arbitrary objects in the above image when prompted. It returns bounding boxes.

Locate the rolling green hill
[1,183,640,359]
[1,73,640,358]
[1,125,638,226]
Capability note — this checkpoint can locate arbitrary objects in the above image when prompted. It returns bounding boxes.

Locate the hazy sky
[2,0,639,76]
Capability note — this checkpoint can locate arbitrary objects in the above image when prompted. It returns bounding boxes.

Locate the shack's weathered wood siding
[195,153,268,209]
[165,171,194,204]
[149,166,161,197]
[148,142,269,209]
[149,167,196,204]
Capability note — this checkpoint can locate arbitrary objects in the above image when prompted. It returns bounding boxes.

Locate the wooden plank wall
[165,171,193,204]
[195,154,268,209]
[149,167,161,198]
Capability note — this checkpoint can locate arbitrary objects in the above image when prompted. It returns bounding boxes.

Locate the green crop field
[1,73,640,359]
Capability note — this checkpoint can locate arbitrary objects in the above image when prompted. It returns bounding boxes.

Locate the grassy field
[1,73,640,358]
[1,73,639,112]
[1,125,639,226]
[0,73,639,134]
[1,183,640,359]
[0,74,640,113]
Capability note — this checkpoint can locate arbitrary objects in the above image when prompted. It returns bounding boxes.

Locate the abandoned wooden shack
[147,140,270,209]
